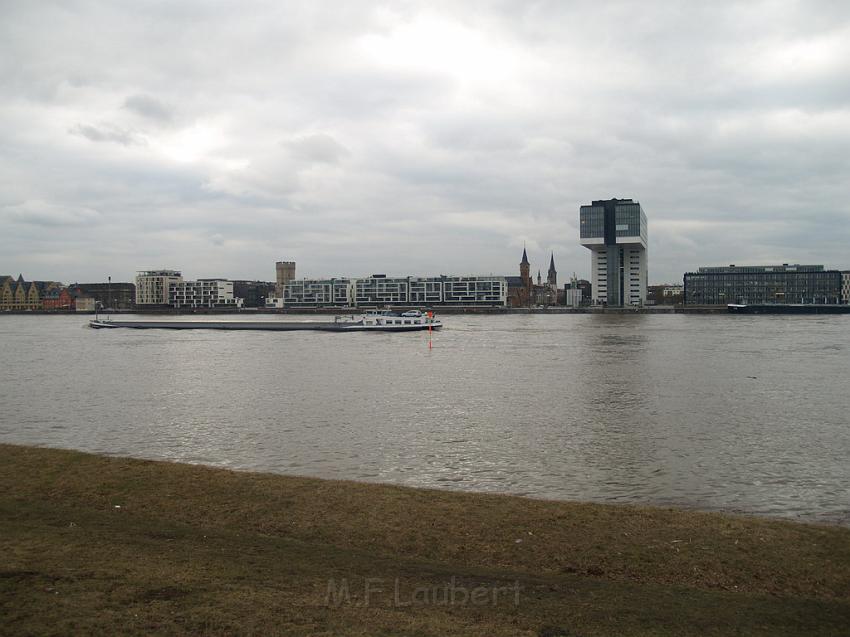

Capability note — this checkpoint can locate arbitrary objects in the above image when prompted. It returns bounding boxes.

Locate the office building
[579,198,648,306]
[169,279,241,308]
[135,270,182,305]
[842,271,850,304]
[683,265,842,305]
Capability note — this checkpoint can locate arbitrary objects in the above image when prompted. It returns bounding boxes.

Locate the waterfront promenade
[2,444,848,636]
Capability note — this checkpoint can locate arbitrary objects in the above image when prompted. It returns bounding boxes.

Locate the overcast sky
[2,1,849,284]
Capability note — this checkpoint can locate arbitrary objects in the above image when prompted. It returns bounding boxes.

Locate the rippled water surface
[1,313,848,524]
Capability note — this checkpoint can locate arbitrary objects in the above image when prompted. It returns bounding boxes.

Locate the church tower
[520,246,531,287]
[547,252,557,289]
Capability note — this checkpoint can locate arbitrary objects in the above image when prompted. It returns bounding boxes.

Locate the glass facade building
[684,265,843,305]
[579,198,648,306]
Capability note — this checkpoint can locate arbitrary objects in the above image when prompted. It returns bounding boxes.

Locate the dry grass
[1,443,849,636]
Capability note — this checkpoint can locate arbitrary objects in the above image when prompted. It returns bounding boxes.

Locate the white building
[842,271,850,304]
[579,198,648,306]
[275,278,352,307]
[135,270,183,305]
[169,279,241,308]
[269,275,507,308]
[355,276,410,306]
[442,277,506,305]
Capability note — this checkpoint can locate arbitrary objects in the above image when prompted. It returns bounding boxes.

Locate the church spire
[547,252,557,287]
[521,245,529,265]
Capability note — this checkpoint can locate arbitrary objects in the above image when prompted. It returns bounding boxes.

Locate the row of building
[267,275,509,308]
[0,275,103,312]
[6,198,849,311]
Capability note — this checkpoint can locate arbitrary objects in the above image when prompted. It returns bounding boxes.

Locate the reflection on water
[1,313,849,525]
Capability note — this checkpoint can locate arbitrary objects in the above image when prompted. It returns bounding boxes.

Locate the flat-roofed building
[71,282,136,309]
[169,279,241,308]
[409,278,444,305]
[442,277,506,305]
[270,275,507,308]
[580,198,648,306]
[354,275,409,306]
[136,270,182,305]
[279,278,352,307]
[841,271,850,304]
[232,280,277,308]
[684,265,842,305]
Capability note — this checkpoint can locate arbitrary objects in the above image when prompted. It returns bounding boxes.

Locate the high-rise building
[579,198,648,306]
[135,270,182,305]
[275,261,296,295]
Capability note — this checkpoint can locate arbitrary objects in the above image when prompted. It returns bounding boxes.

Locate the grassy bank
[1,444,848,636]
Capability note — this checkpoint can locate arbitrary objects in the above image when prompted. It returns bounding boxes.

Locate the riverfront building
[71,282,136,310]
[843,271,850,304]
[0,275,63,311]
[270,275,508,308]
[275,261,296,296]
[579,198,648,306]
[277,278,353,307]
[233,280,277,308]
[683,265,843,305]
[169,279,241,309]
[135,270,183,305]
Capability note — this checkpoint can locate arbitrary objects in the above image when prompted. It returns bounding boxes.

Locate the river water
[1,313,848,524]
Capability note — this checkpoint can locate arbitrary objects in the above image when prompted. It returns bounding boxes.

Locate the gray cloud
[1,1,849,284]
[3,201,102,227]
[123,94,174,123]
[69,123,147,146]
[284,133,350,164]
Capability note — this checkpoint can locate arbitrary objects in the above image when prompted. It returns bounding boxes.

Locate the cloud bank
[1,0,849,283]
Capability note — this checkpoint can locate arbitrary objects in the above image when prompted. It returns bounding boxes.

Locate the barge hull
[728,305,850,315]
[89,320,441,332]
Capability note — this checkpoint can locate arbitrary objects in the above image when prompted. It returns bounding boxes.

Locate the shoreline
[2,443,848,635]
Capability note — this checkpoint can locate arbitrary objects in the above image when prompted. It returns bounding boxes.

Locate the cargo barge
[89,310,442,332]
[727,304,850,314]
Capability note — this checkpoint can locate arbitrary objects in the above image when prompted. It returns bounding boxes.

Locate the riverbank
[2,444,848,636]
